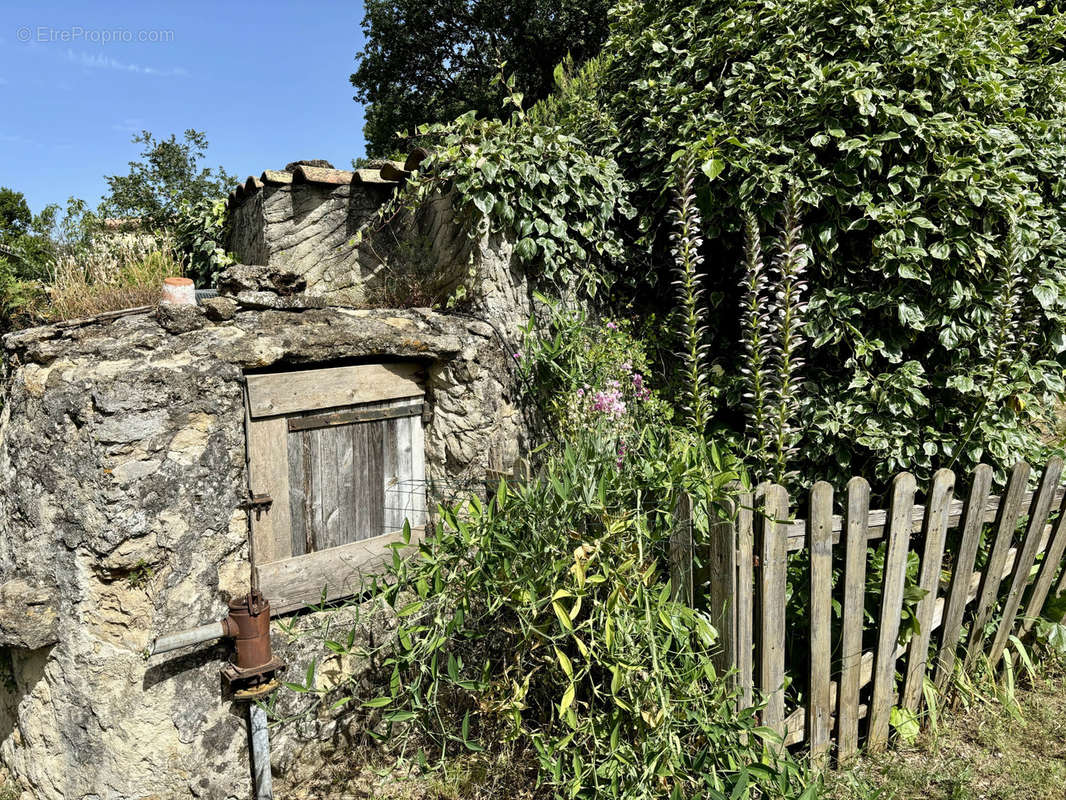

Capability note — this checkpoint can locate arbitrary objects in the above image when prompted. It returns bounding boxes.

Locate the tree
[0,187,58,280]
[351,0,610,157]
[101,130,233,225]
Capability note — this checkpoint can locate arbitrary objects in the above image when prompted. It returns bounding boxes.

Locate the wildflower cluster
[514,304,671,466]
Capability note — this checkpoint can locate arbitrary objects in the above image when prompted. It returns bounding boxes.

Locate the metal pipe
[248,703,274,799]
[149,620,227,656]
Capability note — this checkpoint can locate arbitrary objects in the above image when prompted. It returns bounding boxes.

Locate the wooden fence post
[868,472,917,751]
[934,464,993,692]
[967,462,1031,667]
[987,456,1064,666]
[900,468,955,713]
[670,493,694,607]
[1019,487,1066,638]
[707,497,738,683]
[757,483,789,735]
[807,482,833,766]
[736,489,756,709]
[836,476,870,762]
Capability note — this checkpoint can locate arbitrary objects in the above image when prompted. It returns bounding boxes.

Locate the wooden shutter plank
[406,415,427,525]
[287,430,309,557]
[383,417,403,533]
[258,527,426,615]
[365,420,386,542]
[246,363,423,418]
[246,416,292,564]
[311,426,338,550]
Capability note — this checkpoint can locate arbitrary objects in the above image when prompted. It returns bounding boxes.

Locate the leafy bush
[174,198,234,288]
[379,94,634,300]
[298,426,813,800]
[595,0,1066,484]
[515,298,672,443]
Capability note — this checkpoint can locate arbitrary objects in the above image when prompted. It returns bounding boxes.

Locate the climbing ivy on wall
[382,89,634,299]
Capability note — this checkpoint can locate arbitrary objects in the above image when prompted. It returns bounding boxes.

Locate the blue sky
[0,1,368,215]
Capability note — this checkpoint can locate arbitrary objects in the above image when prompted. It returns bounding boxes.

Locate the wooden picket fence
[670,456,1066,766]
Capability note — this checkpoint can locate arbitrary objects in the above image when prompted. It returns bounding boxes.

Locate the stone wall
[0,301,524,799]
[225,166,535,338]
[228,173,396,306]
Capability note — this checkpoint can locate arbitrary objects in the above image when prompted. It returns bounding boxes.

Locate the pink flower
[576,388,585,398]
[606,321,618,330]
[512,352,522,360]
[591,388,626,418]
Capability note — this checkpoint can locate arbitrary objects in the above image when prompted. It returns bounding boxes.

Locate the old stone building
[0,158,533,798]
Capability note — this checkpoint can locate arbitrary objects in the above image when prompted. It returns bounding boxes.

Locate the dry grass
[45,231,184,321]
[824,657,1066,800]
[278,737,543,800]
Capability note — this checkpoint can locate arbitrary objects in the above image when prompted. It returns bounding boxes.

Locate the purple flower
[512,352,522,360]
[576,388,585,398]
[591,388,626,418]
[606,321,618,331]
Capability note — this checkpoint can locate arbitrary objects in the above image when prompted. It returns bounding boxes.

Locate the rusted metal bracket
[239,493,273,521]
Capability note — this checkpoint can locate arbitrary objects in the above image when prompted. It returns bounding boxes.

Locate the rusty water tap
[148,589,285,700]
[220,590,286,699]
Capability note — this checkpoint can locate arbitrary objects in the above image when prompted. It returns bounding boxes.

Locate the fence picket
[736,489,756,709]
[934,464,993,692]
[836,476,870,762]
[988,456,1064,665]
[808,482,834,766]
[900,469,955,713]
[758,483,789,734]
[967,461,1032,667]
[868,471,917,750]
[708,498,738,682]
[670,493,694,606]
[1019,488,1066,638]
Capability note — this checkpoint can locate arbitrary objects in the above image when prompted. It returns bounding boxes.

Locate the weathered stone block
[0,580,58,650]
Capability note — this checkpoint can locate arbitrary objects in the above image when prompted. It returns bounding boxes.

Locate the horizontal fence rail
[671,457,1066,764]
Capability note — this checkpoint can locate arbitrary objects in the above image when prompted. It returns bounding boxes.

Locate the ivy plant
[600,0,1066,484]
[379,89,635,299]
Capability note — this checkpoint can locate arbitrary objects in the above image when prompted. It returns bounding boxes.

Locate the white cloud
[112,117,146,134]
[66,49,188,77]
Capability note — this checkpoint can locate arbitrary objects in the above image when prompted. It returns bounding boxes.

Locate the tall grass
[47,231,184,321]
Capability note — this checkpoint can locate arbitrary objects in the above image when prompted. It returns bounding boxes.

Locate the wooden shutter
[245,364,427,615]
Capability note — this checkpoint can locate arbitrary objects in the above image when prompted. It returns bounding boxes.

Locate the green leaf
[701,158,725,181]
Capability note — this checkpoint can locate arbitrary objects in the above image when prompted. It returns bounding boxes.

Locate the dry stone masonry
[0,296,525,798]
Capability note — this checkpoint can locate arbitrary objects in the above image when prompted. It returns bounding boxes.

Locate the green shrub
[596,0,1066,484]
[379,92,634,300]
[174,197,234,288]
[298,427,813,800]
